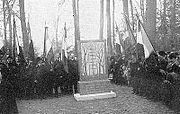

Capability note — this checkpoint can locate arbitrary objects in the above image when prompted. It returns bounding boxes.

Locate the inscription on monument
[80,41,106,79]
[77,40,113,95]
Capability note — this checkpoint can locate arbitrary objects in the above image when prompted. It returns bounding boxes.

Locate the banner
[137,19,154,58]
[61,23,68,73]
[47,46,54,63]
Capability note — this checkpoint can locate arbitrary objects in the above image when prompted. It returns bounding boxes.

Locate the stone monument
[74,40,116,101]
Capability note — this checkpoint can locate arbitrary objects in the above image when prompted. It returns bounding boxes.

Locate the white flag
[137,19,154,58]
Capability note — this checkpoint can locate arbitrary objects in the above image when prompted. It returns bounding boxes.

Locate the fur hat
[158,51,167,57]
[168,52,177,59]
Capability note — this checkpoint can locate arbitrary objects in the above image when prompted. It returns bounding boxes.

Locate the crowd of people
[108,50,180,104]
[0,50,79,113]
[1,43,180,113]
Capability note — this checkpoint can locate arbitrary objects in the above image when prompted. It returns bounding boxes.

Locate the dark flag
[43,26,48,58]
[0,46,6,60]
[115,23,125,50]
[27,21,32,40]
[47,46,54,63]
[115,43,121,55]
[0,46,6,55]
[61,22,68,73]
[18,46,26,64]
[28,40,35,62]
[125,16,136,46]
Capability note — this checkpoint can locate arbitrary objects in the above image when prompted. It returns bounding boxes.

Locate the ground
[17,85,176,114]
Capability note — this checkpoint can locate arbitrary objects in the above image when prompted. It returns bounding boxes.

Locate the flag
[28,40,35,61]
[115,23,125,50]
[137,18,154,58]
[124,15,136,46]
[61,22,68,73]
[115,43,121,55]
[27,21,32,42]
[47,46,54,63]
[43,26,48,58]
[0,46,7,61]
[0,46,6,55]
[18,46,26,64]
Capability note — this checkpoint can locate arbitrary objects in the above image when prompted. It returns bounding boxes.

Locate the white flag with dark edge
[137,19,154,58]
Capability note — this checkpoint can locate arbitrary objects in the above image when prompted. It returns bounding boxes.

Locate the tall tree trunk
[112,0,115,52]
[106,0,112,56]
[43,27,48,58]
[162,0,168,50]
[55,16,59,52]
[145,0,157,48]
[3,0,7,48]
[76,0,80,42]
[129,0,134,30]
[122,0,129,19]
[99,0,104,40]
[170,0,176,50]
[140,0,145,22]
[72,0,80,58]
[7,2,12,56]
[19,0,28,57]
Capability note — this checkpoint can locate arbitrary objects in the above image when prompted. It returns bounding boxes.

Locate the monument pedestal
[74,91,116,101]
[74,40,116,101]
[74,80,116,101]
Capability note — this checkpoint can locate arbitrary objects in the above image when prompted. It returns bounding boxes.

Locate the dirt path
[17,85,175,114]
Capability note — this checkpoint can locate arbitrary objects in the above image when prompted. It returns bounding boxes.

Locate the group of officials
[0,49,79,113]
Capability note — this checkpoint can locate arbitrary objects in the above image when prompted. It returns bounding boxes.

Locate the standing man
[0,61,19,114]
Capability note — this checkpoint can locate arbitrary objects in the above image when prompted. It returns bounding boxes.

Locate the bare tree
[106,0,112,56]
[170,0,176,50]
[140,0,145,23]
[145,0,157,48]
[112,0,115,52]
[129,0,134,30]
[99,0,104,40]
[162,0,168,50]
[72,0,80,57]
[122,0,129,19]
[6,1,12,55]
[19,0,28,57]
[3,0,7,48]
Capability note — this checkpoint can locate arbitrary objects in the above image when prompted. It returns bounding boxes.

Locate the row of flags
[0,16,69,73]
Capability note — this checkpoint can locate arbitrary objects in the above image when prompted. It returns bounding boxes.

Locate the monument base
[78,80,113,95]
[74,79,116,101]
[74,91,116,101]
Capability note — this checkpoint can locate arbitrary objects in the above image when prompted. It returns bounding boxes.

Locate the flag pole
[135,11,156,52]
[115,22,125,50]
[43,22,48,59]
[132,0,156,52]
[123,14,137,44]
[123,14,138,59]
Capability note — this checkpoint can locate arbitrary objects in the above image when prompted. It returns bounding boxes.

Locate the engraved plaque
[78,40,107,81]
[77,40,112,95]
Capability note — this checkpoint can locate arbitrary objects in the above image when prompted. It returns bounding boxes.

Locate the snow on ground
[17,85,175,114]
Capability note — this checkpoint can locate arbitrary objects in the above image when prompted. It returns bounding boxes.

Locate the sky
[24,0,125,55]
[0,0,127,54]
